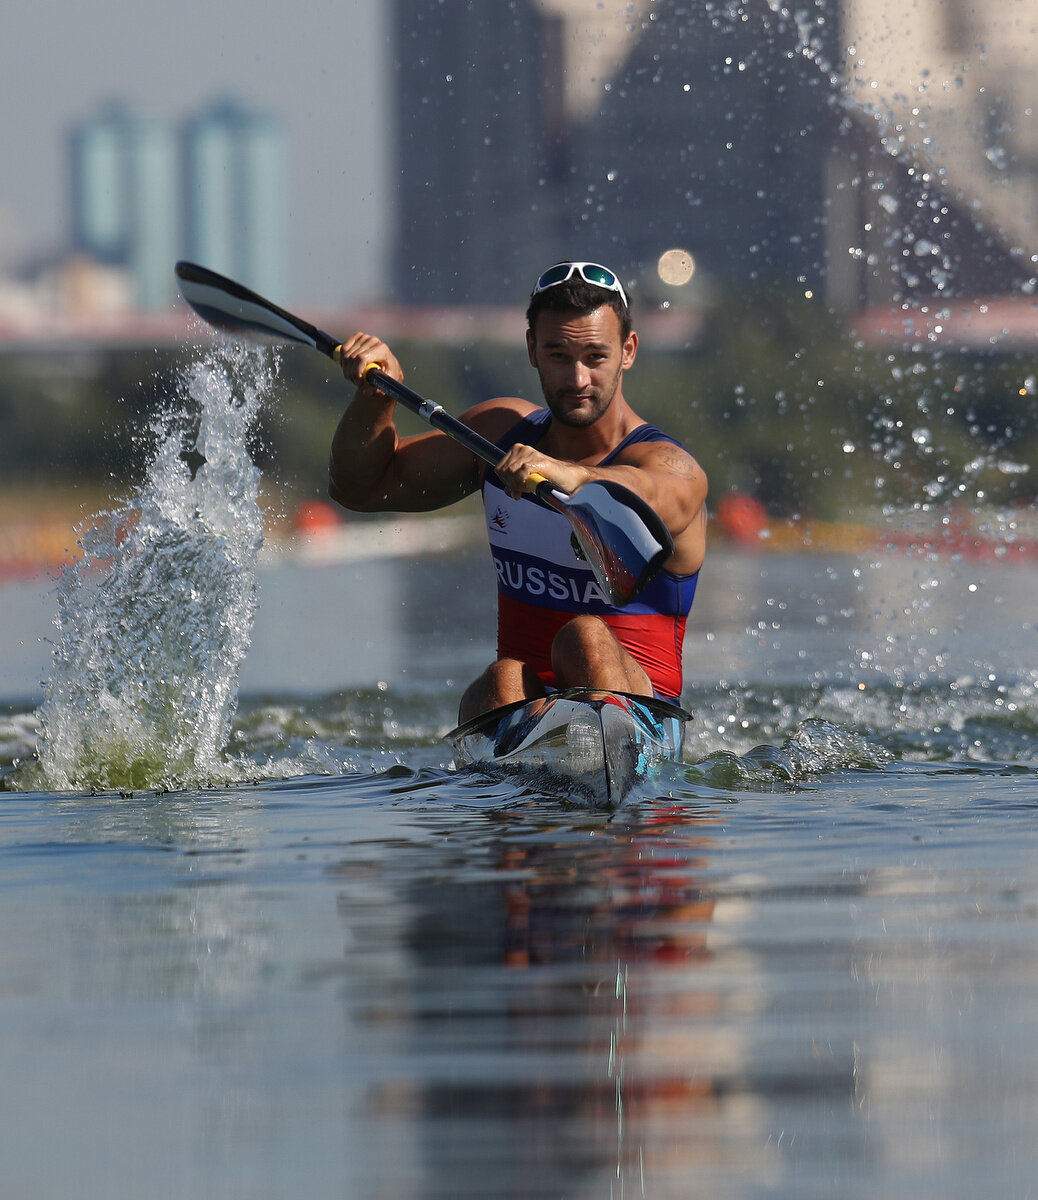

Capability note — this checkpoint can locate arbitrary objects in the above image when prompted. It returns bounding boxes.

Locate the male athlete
[329,261,708,721]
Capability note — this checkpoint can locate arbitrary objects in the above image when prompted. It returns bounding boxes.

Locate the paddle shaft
[173,260,675,604]
[175,258,625,503]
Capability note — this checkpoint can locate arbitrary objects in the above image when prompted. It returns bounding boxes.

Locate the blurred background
[2,0,1037,577]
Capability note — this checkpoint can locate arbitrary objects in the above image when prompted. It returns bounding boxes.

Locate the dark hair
[526,278,633,341]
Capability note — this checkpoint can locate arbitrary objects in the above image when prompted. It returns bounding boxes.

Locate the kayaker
[329,260,708,720]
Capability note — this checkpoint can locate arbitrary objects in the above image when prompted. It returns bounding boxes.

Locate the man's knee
[552,615,615,657]
[551,616,621,679]
[551,616,651,693]
[484,657,543,691]
[458,658,543,722]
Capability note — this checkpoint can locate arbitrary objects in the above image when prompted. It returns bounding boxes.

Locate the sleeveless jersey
[481,409,699,701]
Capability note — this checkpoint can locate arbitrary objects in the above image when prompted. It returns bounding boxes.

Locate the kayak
[447,688,690,808]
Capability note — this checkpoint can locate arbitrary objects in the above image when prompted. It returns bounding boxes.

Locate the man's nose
[571,361,591,388]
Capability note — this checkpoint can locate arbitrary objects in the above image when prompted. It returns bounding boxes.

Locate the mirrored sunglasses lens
[536,264,573,290]
[580,265,617,288]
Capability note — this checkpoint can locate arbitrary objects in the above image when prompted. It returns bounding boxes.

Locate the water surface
[2,540,1037,1199]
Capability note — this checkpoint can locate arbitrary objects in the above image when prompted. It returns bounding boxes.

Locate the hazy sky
[0,0,390,308]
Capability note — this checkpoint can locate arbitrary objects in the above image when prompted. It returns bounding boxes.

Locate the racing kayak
[447,688,690,808]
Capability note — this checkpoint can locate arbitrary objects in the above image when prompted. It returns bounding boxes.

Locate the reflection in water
[32,790,269,1001]
[4,759,1038,1198]
[333,801,809,1197]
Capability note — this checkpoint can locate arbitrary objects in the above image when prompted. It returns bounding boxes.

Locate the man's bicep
[369,397,529,511]
[382,431,483,510]
[627,443,703,500]
[635,447,708,573]
[660,448,708,528]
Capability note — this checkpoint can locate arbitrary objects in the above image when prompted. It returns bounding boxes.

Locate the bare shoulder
[618,436,706,489]
[461,396,539,442]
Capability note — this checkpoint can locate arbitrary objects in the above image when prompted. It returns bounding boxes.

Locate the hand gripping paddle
[174,261,674,606]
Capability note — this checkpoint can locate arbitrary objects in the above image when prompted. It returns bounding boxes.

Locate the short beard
[545,394,610,427]
[541,369,620,428]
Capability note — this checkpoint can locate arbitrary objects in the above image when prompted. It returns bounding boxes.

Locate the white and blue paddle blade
[537,478,674,606]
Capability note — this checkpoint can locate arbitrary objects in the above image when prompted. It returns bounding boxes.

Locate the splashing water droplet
[32,344,275,792]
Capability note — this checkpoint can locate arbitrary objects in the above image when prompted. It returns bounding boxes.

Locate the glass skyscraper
[70,104,178,310]
[69,100,286,310]
[183,99,286,303]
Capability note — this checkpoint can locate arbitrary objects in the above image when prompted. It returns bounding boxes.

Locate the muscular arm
[328,388,481,513]
[620,442,709,575]
[328,333,533,513]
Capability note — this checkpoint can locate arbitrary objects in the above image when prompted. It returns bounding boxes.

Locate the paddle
[174,260,674,605]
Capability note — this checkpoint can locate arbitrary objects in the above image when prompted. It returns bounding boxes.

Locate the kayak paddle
[174,260,674,606]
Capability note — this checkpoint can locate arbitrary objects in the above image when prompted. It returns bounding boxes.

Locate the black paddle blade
[174,262,339,358]
[539,478,674,606]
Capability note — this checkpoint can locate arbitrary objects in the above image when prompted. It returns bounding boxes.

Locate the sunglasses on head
[532,262,629,308]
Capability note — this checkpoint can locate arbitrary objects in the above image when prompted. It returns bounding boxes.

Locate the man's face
[526,306,638,428]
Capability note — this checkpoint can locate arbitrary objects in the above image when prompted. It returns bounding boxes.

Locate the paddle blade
[174,262,339,358]
[540,479,674,606]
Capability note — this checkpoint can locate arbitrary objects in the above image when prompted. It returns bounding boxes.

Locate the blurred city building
[69,104,178,310]
[390,0,553,305]
[833,0,1038,311]
[843,0,1038,261]
[392,0,1038,315]
[1,1,1035,331]
[183,99,286,303]
[65,99,285,312]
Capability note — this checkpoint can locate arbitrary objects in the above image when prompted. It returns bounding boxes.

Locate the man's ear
[526,327,538,368]
[622,330,639,370]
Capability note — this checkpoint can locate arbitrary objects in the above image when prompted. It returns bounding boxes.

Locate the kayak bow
[447,688,690,808]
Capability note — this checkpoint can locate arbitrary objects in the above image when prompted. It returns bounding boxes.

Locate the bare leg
[458,658,546,723]
[551,615,653,695]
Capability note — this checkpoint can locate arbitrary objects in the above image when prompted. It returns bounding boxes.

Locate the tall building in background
[69,99,286,311]
[391,0,554,305]
[391,0,1037,312]
[70,104,178,310]
[183,99,287,302]
[390,0,857,306]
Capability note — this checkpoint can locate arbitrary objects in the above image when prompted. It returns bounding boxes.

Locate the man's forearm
[328,388,399,511]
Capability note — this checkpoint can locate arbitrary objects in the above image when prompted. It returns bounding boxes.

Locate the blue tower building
[183,99,287,302]
[69,104,178,309]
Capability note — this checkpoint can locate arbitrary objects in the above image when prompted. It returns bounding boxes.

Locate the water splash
[26,344,274,792]
[758,0,843,91]
[684,716,893,791]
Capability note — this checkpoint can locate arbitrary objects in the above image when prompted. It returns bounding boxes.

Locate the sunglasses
[532,262,629,308]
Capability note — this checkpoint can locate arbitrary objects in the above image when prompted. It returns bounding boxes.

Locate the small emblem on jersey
[491,507,509,532]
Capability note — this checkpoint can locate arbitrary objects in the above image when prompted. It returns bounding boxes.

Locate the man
[329,260,708,721]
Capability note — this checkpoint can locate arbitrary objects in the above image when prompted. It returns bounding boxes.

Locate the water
[1,700,1037,1200]
[0,344,1037,1196]
[3,548,1038,1195]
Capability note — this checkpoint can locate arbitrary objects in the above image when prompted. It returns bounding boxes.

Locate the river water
[2,538,1037,1200]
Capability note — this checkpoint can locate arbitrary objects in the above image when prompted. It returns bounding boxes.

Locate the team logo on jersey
[490,506,509,532]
